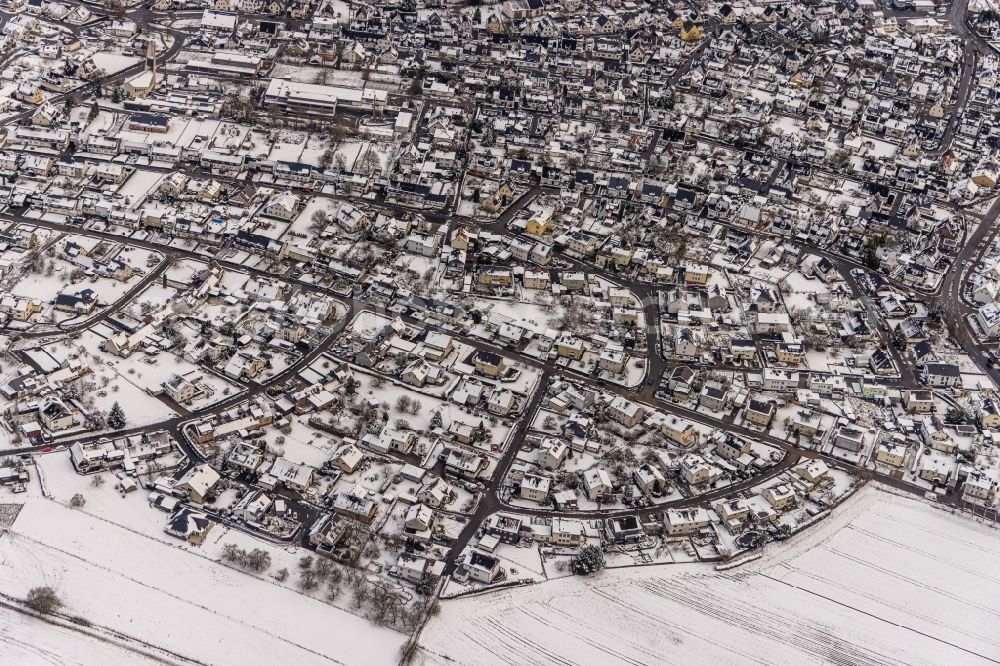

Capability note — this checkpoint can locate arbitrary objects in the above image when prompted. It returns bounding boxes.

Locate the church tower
[146,37,157,87]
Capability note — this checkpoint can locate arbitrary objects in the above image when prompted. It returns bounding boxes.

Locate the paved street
[0,0,996,582]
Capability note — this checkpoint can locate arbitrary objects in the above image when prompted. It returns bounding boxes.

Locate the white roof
[177,464,220,496]
[269,457,313,486]
[201,9,237,28]
[264,78,387,106]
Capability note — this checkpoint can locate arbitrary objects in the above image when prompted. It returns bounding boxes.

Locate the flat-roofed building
[263,78,387,118]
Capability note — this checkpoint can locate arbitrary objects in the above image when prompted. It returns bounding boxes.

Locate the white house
[582,468,613,501]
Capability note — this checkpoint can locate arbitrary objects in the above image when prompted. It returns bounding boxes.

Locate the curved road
[1,0,996,573]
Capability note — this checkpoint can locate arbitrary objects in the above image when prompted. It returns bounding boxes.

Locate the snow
[34,452,179,540]
[489,542,547,581]
[117,170,164,207]
[23,349,61,373]
[350,311,394,340]
[417,488,1000,666]
[289,196,339,240]
[88,53,140,75]
[270,64,366,87]
[261,415,338,468]
[0,605,165,666]
[482,298,553,335]
[268,132,309,163]
[0,498,408,666]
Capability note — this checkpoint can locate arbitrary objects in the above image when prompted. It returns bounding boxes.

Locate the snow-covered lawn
[483,298,554,335]
[35,452,180,540]
[89,53,140,75]
[261,413,339,468]
[417,488,1000,666]
[350,311,394,340]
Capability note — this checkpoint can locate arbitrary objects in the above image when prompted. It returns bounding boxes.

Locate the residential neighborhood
[0,0,996,663]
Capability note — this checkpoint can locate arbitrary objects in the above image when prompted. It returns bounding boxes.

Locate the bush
[25,587,62,615]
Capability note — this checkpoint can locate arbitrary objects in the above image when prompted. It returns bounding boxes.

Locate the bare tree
[310,209,330,234]
[314,556,335,580]
[105,0,126,19]
[246,548,272,572]
[299,569,319,591]
[221,543,241,562]
[359,147,380,175]
[25,587,62,615]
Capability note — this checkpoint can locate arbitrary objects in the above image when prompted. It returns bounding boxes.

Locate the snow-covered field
[0,498,407,666]
[6,475,998,666]
[417,488,1000,666]
[0,606,165,666]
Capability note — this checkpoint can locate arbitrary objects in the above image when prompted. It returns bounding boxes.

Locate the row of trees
[221,544,273,573]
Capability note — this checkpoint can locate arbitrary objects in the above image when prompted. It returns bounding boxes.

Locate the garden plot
[394,252,437,279]
[289,196,340,239]
[116,170,164,208]
[0,421,17,450]
[299,136,329,167]
[491,542,547,580]
[88,52,140,75]
[165,258,210,284]
[268,131,309,164]
[197,299,254,329]
[418,488,1000,666]
[8,270,130,323]
[482,298,556,336]
[353,371,513,447]
[129,281,179,312]
[780,271,830,314]
[142,361,239,411]
[62,327,182,424]
[261,414,340,469]
[23,348,61,373]
[350,311,396,341]
[271,64,365,86]
[334,139,393,174]
[6,238,161,323]
[0,56,47,85]
[34,452,177,541]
